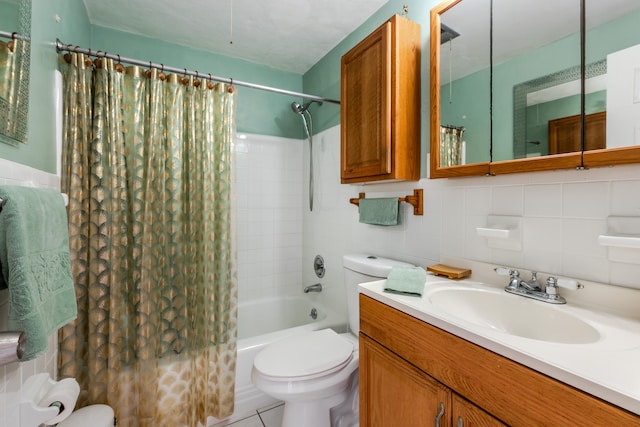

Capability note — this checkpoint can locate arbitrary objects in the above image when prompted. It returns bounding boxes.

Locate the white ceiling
[81,0,389,74]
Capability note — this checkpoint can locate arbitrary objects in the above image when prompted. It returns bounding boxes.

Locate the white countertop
[359,274,640,416]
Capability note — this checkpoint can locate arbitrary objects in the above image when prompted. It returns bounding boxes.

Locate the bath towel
[0,186,77,360]
[359,198,400,226]
[384,266,427,297]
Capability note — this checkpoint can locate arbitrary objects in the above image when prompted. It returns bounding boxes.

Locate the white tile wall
[303,125,640,319]
[235,133,304,303]
[0,157,60,427]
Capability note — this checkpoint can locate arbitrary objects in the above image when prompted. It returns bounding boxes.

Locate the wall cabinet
[360,295,640,426]
[340,15,420,184]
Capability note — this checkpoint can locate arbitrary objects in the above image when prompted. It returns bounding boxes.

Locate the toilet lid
[254,329,354,380]
[57,404,114,427]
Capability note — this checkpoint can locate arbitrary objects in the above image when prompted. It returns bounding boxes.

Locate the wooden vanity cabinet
[359,294,640,426]
[340,14,420,184]
[361,333,504,427]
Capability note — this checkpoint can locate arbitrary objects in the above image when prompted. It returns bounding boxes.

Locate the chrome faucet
[304,283,323,293]
[495,267,582,304]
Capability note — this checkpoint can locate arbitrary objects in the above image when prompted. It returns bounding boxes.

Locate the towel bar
[349,189,423,215]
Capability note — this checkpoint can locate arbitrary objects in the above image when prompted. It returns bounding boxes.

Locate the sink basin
[427,287,601,344]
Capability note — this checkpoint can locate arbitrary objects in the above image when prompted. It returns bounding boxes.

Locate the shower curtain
[0,38,29,141]
[57,53,238,427]
[440,125,464,167]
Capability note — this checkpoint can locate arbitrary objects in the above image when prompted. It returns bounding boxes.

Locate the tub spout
[304,283,323,293]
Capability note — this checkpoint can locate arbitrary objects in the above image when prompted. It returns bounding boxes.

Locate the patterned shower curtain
[57,52,238,427]
[0,38,29,142]
[440,125,465,167]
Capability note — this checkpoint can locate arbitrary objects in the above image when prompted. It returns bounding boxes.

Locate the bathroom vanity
[359,275,640,426]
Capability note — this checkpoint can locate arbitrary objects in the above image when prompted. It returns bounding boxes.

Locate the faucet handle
[546,277,559,295]
[555,277,583,290]
[494,267,517,277]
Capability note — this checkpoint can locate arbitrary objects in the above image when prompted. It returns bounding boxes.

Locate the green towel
[359,198,400,226]
[384,266,426,297]
[0,186,77,361]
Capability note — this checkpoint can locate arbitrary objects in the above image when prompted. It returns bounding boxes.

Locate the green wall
[0,1,18,29]
[0,0,91,173]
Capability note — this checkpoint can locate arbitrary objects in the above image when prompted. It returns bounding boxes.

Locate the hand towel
[384,266,427,297]
[0,186,77,360]
[359,198,400,226]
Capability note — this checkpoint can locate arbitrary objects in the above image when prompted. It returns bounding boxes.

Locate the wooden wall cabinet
[340,15,420,184]
[360,295,640,426]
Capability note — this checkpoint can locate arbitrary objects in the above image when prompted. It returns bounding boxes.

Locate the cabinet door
[360,334,451,427]
[341,20,392,181]
[452,394,506,427]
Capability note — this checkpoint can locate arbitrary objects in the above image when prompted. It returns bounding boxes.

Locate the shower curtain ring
[10,32,17,40]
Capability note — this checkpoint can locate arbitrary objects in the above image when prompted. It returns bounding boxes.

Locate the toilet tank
[342,254,414,334]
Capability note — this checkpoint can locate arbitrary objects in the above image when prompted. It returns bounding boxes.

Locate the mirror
[494,0,581,162]
[431,0,640,178]
[0,0,31,146]
[430,0,490,178]
[438,0,491,168]
[585,1,640,151]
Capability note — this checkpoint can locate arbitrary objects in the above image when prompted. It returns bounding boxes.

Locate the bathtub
[212,295,345,425]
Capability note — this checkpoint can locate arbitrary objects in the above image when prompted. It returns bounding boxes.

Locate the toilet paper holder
[20,373,80,427]
[0,330,26,366]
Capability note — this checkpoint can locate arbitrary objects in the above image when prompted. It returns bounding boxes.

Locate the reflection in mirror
[513,60,606,158]
[585,0,640,150]
[0,0,30,146]
[438,0,491,167]
[492,0,581,162]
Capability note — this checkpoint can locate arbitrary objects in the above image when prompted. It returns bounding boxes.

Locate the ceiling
[82,0,389,74]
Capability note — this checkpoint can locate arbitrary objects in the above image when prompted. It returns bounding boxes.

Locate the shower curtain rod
[55,39,340,105]
[0,30,28,41]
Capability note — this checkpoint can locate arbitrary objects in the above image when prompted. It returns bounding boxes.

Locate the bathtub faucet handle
[304,283,323,293]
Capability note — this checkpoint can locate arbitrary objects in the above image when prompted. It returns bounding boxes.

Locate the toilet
[251,254,413,427]
[57,404,114,427]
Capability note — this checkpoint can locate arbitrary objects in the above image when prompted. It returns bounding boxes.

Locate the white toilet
[251,254,413,427]
[57,404,114,427]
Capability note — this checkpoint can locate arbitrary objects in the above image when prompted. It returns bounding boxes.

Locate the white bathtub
[210,295,344,425]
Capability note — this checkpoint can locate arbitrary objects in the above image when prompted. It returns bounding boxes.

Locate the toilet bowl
[251,254,413,427]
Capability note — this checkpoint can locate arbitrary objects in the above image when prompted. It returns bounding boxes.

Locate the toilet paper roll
[37,378,80,425]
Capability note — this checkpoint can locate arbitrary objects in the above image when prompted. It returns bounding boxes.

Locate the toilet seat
[254,329,354,381]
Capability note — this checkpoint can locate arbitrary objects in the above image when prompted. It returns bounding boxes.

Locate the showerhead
[290,100,323,115]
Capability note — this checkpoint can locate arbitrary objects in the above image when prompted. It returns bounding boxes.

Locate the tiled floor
[214,403,284,427]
